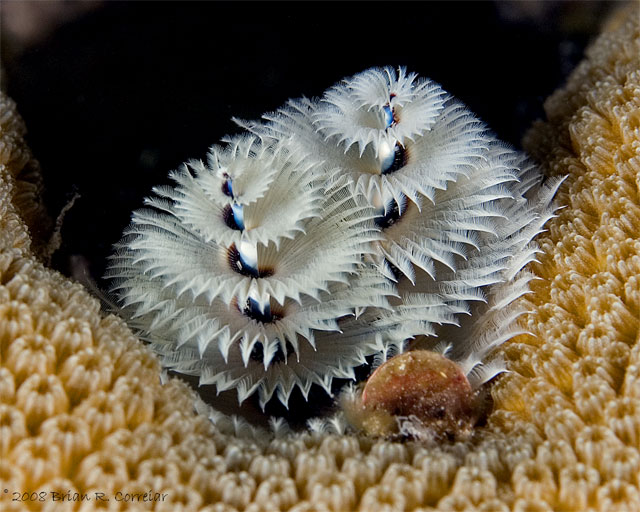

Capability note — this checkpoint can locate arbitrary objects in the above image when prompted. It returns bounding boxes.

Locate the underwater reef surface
[1,7,639,512]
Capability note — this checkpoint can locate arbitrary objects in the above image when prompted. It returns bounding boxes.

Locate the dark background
[2,0,621,281]
[0,0,623,422]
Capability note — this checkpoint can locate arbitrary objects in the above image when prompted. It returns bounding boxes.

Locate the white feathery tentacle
[108,66,563,410]
[314,66,447,158]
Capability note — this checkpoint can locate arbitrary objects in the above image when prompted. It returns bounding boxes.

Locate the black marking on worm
[227,244,274,278]
[382,143,408,175]
[249,339,295,364]
[222,180,233,198]
[223,204,243,231]
[374,195,408,230]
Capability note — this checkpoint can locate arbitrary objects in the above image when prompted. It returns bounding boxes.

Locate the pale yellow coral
[0,9,639,512]
[0,94,51,257]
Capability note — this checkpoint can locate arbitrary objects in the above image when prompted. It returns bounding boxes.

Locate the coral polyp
[107,66,561,410]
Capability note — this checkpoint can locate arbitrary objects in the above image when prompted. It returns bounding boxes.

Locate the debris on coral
[341,350,489,442]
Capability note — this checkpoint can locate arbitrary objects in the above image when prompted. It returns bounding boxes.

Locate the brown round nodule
[346,350,488,441]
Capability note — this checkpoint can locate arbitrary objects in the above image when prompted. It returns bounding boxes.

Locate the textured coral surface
[0,12,639,512]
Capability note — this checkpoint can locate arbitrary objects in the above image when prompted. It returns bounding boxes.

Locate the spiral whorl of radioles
[109,67,561,407]
[238,66,561,360]
[107,135,394,407]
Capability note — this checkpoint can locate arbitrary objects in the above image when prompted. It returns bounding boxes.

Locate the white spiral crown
[109,67,562,408]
